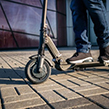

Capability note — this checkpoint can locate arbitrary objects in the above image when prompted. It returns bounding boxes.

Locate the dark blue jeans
[70,0,109,53]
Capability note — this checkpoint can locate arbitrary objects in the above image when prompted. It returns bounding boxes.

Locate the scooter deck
[69,61,109,70]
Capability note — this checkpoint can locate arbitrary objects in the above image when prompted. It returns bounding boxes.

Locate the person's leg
[70,0,91,53]
[67,0,93,64]
[83,0,109,63]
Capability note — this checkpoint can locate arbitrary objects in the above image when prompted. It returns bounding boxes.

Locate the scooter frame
[30,0,71,71]
[25,0,109,84]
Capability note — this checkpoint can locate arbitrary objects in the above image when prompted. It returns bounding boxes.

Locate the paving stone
[16,85,34,95]
[67,73,88,79]
[0,69,9,78]
[96,82,109,90]
[67,78,91,86]
[102,93,109,98]
[84,76,106,80]
[49,74,73,81]
[83,74,99,78]
[33,83,64,92]
[2,69,20,79]
[76,71,95,77]
[72,84,99,92]
[58,80,80,87]
[73,104,103,109]
[55,73,71,77]
[3,93,39,103]
[89,95,109,109]
[51,97,92,109]
[100,74,109,79]
[32,79,56,87]
[85,78,109,84]
[0,48,109,109]
[9,78,26,85]
[54,88,82,100]
[89,69,109,75]
[0,78,12,85]
[40,90,65,103]
[4,98,45,109]
[29,104,51,109]
[52,77,90,86]
[79,88,109,97]
[0,99,2,109]
[1,87,17,98]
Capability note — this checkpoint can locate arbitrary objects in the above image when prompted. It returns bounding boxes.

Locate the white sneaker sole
[69,57,93,64]
[103,60,109,66]
[104,60,109,63]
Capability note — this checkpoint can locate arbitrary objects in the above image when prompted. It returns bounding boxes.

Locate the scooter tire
[25,58,51,84]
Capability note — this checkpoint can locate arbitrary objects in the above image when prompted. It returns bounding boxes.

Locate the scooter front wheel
[25,58,51,84]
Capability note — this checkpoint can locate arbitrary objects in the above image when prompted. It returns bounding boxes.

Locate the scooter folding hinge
[43,23,50,36]
[44,23,48,28]
[53,57,67,65]
[52,58,62,63]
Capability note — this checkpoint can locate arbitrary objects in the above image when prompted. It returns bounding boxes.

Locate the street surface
[0,47,109,109]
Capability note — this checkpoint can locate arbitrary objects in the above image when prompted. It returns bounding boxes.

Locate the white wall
[89,19,97,45]
[66,0,75,46]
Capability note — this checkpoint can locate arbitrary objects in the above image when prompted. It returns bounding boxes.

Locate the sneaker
[66,52,93,64]
[98,46,109,63]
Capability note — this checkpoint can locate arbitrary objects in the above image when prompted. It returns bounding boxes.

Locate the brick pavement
[0,47,109,109]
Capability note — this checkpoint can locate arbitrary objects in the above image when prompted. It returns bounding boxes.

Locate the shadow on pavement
[0,68,27,85]
[0,66,109,85]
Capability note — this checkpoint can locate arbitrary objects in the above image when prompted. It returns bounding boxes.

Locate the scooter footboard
[70,61,107,70]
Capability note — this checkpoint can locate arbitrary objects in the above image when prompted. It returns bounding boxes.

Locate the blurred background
[0,0,109,49]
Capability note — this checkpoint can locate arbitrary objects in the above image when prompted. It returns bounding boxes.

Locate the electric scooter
[25,0,109,84]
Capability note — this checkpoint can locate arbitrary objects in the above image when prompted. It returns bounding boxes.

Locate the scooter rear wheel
[25,58,51,84]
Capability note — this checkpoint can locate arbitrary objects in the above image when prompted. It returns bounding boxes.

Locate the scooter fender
[29,55,53,67]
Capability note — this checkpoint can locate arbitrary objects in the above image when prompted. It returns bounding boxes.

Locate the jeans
[70,0,109,53]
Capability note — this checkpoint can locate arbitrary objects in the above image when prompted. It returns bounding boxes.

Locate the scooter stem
[36,0,48,73]
[38,0,48,55]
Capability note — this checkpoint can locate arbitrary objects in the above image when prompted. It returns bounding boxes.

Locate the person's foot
[98,46,109,64]
[66,52,93,64]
